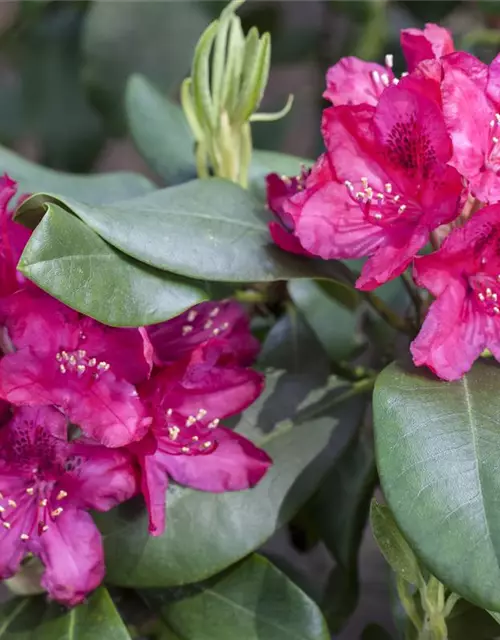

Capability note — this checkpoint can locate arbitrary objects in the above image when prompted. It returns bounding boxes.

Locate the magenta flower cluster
[267,24,500,382]
[0,176,271,606]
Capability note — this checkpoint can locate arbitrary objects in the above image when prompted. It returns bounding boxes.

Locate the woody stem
[401,271,423,327]
[363,290,416,336]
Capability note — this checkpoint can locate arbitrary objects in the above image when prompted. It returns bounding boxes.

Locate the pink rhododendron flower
[147,299,260,367]
[134,339,271,535]
[411,205,500,380]
[266,169,312,256]
[0,405,137,606]
[440,52,500,204]
[0,175,30,297]
[0,289,152,447]
[276,76,463,289]
[324,24,452,108]
[324,55,396,107]
[401,24,454,72]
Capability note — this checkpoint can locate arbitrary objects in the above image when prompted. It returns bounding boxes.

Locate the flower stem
[401,271,423,327]
[363,290,415,336]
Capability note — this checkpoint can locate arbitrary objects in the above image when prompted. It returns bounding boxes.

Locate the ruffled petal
[324,57,392,106]
[419,164,463,228]
[148,343,264,422]
[162,427,271,492]
[294,181,386,260]
[79,319,152,385]
[441,53,494,200]
[401,24,454,72]
[65,442,138,511]
[411,283,486,381]
[62,374,150,448]
[37,508,104,607]
[147,300,260,367]
[0,349,62,406]
[486,53,500,106]
[0,351,150,447]
[0,290,78,356]
[322,104,383,189]
[0,489,33,580]
[268,221,311,256]
[374,77,453,192]
[0,175,29,296]
[140,452,169,536]
[356,226,428,290]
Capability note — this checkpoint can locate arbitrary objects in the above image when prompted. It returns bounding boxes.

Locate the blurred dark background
[0,0,499,179]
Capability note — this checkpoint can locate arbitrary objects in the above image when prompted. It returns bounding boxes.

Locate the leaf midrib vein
[0,599,29,636]
[89,208,266,232]
[462,375,499,570]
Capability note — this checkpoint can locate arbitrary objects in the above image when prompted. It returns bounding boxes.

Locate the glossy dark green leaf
[289,280,364,362]
[258,306,330,374]
[82,1,208,132]
[18,203,206,327]
[97,311,355,587]
[237,309,331,444]
[2,144,153,205]
[303,415,375,631]
[370,500,422,586]
[374,360,500,610]
[16,181,351,284]
[126,75,196,186]
[306,421,375,572]
[0,588,131,639]
[141,554,330,640]
[316,278,361,312]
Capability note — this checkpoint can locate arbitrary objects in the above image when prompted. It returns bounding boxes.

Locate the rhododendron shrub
[4,1,500,638]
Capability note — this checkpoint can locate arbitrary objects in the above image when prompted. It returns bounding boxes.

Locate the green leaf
[0,588,131,638]
[97,312,356,587]
[305,429,376,630]
[374,360,500,610]
[126,75,196,186]
[289,280,364,362]
[16,180,351,284]
[18,203,206,327]
[234,307,331,442]
[488,609,500,625]
[1,144,153,205]
[316,279,361,312]
[307,421,375,563]
[141,554,330,640]
[370,500,422,586]
[258,307,330,376]
[82,0,208,133]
